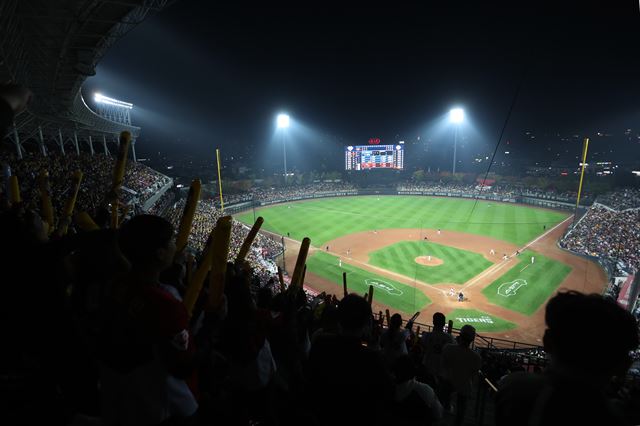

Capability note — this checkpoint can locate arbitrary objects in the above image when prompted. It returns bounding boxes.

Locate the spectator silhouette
[442,324,481,426]
[306,294,393,426]
[496,291,639,426]
[380,313,411,365]
[421,312,455,388]
[99,215,197,426]
[392,355,443,425]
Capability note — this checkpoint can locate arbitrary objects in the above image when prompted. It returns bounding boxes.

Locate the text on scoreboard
[344,144,404,170]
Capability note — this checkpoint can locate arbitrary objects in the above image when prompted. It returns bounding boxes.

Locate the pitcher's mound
[415,256,444,266]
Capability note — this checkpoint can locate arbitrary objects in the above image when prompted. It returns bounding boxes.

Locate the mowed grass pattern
[306,251,431,314]
[237,196,568,246]
[448,308,517,333]
[482,250,572,316]
[368,241,492,284]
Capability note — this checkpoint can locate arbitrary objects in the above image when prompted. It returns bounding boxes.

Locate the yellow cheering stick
[290,237,310,287]
[74,211,100,232]
[236,216,264,262]
[111,131,131,193]
[56,170,83,236]
[110,200,120,229]
[109,132,131,228]
[342,272,348,298]
[186,253,195,284]
[385,309,391,327]
[8,175,21,205]
[175,178,201,255]
[368,284,374,306]
[207,215,232,312]
[183,227,217,316]
[277,266,286,293]
[38,171,54,230]
[301,264,307,286]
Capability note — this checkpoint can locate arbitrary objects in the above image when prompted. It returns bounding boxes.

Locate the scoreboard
[345,144,404,170]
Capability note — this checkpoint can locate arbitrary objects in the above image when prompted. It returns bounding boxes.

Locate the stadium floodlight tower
[276,113,290,185]
[449,107,464,174]
[94,93,133,126]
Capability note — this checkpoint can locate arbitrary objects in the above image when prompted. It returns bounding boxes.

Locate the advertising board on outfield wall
[258,191,358,206]
[396,190,517,203]
[225,190,582,213]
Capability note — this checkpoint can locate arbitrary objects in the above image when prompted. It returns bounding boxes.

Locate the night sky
[84,1,640,172]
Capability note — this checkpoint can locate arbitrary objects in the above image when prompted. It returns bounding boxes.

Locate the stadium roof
[0,0,172,138]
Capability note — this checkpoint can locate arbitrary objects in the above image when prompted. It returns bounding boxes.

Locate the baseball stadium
[1,2,639,426]
[236,193,602,343]
[237,191,607,344]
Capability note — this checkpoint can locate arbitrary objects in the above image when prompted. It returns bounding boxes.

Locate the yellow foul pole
[575,137,589,211]
[216,148,224,213]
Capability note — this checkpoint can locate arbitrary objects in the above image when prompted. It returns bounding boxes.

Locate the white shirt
[380,328,410,363]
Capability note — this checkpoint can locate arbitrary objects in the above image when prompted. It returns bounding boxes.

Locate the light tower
[94,93,133,125]
[277,113,290,185]
[449,107,464,174]
[94,93,136,161]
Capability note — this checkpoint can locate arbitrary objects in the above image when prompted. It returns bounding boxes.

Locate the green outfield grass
[368,241,492,284]
[447,308,517,333]
[237,196,568,246]
[481,250,572,316]
[305,251,431,314]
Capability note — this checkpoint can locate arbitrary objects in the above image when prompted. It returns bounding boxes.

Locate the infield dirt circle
[414,256,444,266]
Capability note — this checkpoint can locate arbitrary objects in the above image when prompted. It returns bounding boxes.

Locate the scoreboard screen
[345,144,404,170]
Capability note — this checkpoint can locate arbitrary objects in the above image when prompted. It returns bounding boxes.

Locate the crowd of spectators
[124,161,172,205]
[146,189,175,216]
[596,188,640,211]
[218,182,357,206]
[398,182,581,202]
[0,150,172,220]
[164,198,282,285]
[560,204,640,272]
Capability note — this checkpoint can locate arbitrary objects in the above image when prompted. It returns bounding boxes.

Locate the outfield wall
[224,189,580,215]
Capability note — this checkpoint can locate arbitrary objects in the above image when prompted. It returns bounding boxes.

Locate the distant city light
[277,113,290,128]
[449,108,464,123]
[94,93,133,109]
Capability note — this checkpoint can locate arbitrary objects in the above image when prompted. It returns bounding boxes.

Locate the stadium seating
[1,88,639,426]
[560,204,640,272]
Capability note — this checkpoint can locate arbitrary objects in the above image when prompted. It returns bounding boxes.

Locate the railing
[374,314,546,352]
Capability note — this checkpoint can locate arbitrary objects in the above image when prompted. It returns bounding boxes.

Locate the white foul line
[463,215,574,290]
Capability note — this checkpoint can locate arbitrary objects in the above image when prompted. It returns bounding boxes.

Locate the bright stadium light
[94,92,133,109]
[449,107,464,173]
[449,107,464,123]
[276,113,291,185]
[277,113,290,128]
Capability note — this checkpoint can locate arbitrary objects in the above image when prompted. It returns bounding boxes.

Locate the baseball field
[237,195,608,342]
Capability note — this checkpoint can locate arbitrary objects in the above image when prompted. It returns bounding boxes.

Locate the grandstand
[1,2,639,426]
